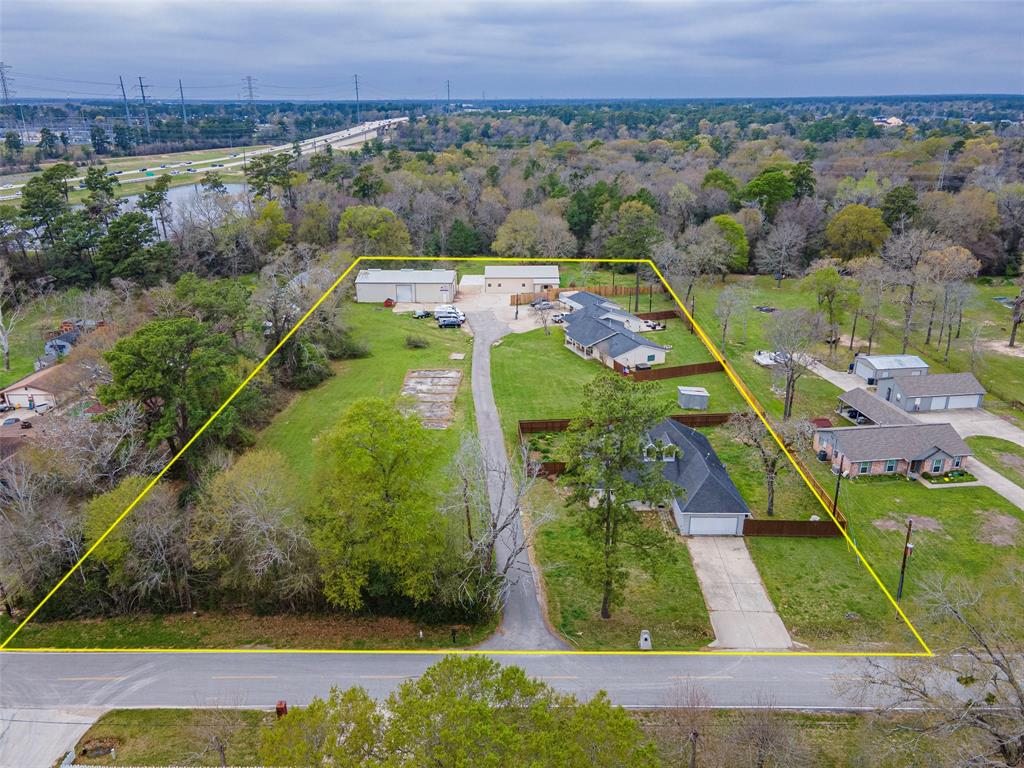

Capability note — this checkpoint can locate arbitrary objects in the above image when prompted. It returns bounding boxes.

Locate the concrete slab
[687,537,792,650]
[0,707,102,768]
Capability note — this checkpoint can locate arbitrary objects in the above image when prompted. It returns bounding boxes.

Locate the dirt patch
[400,369,463,429]
[998,451,1024,472]
[975,510,1021,547]
[873,515,943,533]
[982,339,1024,358]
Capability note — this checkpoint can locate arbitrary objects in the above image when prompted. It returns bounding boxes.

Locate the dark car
[0,404,13,413]
[437,316,463,328]
[19,420,32,429]
[413,309,432,319]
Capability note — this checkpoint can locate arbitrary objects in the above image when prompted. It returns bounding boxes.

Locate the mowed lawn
[966,436,1024,489]
[527,482,713,650]
[256,302,475,502]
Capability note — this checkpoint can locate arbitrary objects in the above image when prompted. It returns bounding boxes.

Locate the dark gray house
[639,419,751,536]
[877,372,986,412]
[43,330,79,358]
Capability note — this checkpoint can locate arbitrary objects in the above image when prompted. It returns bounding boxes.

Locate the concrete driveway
[912,408,1024,448]
[968,460,1024,510]
[0,707,102,768]
[686,537,792,650]
[805,360,864,392]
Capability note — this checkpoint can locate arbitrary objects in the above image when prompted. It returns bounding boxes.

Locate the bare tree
[727,413,808,517]
[714,285,745,353]
[531,301,554,335]
[1010,284,1023,348]
[882,229,951,354]
[967,324,988,376]
[730,692,813,768]
[0,259,22,371]
[846,577,1024,767]
[767,309,825,419]
[755,220,806,287]
[848,257,891,354]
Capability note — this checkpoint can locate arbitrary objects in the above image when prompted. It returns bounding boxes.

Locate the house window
[647,354,655,362]
[859,462,871,475]
[953,456,962,468]
[522,283,526,287]
[885,459,897,473]
[931,458,943,474]
[497,282,502,287]
[895,393,901,401]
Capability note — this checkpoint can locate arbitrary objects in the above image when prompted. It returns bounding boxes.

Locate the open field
[966,436,1024,489]
[0,292,82,389]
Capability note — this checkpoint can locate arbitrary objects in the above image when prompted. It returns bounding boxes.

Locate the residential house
[814,423,971,478]
[631,419,751,536]
[354,268,458,304]
[877,372,986,412]
[852,354,929,384]
[0,361,94,411]
[563,311,668,370]
[483,265,560,294]
[43,329,79,359]
[559,291,649,332]
[836,388,916,426]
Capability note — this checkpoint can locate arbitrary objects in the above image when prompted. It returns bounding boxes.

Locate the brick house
[814,423,971,478]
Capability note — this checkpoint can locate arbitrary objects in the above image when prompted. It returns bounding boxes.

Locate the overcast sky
[3,0,1022,101]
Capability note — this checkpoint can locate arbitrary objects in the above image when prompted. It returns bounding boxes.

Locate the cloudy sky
[3,0,1021,101]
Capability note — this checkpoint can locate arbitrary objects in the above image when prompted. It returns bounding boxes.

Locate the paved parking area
[686,537,792,650]
[392,291,556,335]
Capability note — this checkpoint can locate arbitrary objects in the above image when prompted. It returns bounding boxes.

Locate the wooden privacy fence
[519,414,734,438]
[616,360,725,381]
[510,282,666,305]
[743,519,841,537]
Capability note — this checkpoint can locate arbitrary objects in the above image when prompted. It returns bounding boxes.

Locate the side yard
[966,436,1024,489]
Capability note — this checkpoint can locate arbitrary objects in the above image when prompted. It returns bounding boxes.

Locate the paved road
[687,538,792,650]
[465,310,568,651]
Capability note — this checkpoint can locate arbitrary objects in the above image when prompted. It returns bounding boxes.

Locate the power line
[353,73,360,123]
[244,75,257,123]
[118,75,133,126]
[178,78,188,123]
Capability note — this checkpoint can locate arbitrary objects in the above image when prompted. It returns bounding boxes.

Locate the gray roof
[889,372,986,398]
[821,423,972,463]
[837,388,916,425]
[565,314,667,356]
[857,354,929,370]
[356,268,456,285]
[560,290,617,309]
[484,265,560,279]
[635,420,750,517]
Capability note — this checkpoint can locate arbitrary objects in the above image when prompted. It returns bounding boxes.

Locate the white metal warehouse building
[354,268,458,304]
[483,265,560,294]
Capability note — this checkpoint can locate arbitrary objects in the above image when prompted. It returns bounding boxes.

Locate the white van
[434,305,465,321]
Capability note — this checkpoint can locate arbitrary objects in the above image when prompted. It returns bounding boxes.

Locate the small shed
[354,268,457,304]
[677,386,710,411]
[853,354,929,384]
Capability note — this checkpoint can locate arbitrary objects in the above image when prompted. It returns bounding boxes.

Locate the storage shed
[852,354,929,384]
[677,386,710,411]
[354,268,457,304]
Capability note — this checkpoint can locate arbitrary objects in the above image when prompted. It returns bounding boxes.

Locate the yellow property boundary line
[0,256,932,657]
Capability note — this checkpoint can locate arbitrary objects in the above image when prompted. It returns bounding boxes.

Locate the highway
[0,117,408,201]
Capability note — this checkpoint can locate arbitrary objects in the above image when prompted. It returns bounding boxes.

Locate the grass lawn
[0,291,81,389]
[966,436,1024,489]
[528,482,713,650]
[256,302,474,503]
[804,457,1024,648]
[0,611,493,650]
[68,709,271,766]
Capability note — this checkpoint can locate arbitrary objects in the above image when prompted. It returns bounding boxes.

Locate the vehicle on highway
[437,315,463,328]
[187,168,197,173]
[1,183,12,189]
[160,164,168,168]
[183,161,192,165]
[138,167,148,172]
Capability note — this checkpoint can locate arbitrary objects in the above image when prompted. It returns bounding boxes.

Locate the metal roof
[355,269,456,284]
[483,265,560,279]
[820,423,971,463]
[856,354,929,370]
[887,372,986,398]
[837,388,916,425]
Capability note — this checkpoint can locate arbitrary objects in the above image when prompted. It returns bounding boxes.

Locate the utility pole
[353,74,360,124]
[118,75,133,124]
[244,75,257,125]
[831,465,843,516]
[178,79,188,123]
[633,269,640,313]
[446,79,451,114]
[136,76,151,141]
[896,519,914,606]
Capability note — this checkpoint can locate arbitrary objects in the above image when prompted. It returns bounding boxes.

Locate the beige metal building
[354,268,458,303]
[483,265,560,294]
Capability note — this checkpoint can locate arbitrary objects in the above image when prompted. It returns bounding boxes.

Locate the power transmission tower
[136,76,151,140]
[118,75,133,125]
[244,75,257,124]
[353,73,360,124]
[0,61,28,141]
[178,79,188,123]
[446,79,451,114]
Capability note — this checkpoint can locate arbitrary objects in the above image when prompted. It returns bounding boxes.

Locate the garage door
[947,395,979,409]
[688,516,739,536]
[396,284,414,302]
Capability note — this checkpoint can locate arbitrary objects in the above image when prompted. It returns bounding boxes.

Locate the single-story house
[43,329,79,358]
[1,367,60,410]
[559,291,647,332]
[877,372,986,412]
[633,419,751,536]
[563,312,668,370]
[483,265,560,294]
[814,423,971,478]
[852,354,929,384]
[354,268,457,304]
[836,388,916,426]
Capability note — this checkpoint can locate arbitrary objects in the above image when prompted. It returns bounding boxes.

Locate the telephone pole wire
[118,75,133,125]
[353,73,360,124]
[178,79,188,123]
[136,76,151,140]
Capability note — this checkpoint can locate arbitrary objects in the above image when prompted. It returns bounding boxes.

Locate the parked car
[34,402,53,414]
[437,316,463,328]
[0,404,13,413]
[2,417,20,426]
[19,420,32,429]
[434,305,465,321]
[531,299,555,310]
[551,313,566,324]
[413,309,432,319]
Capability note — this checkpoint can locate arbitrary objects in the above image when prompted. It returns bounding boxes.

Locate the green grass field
[966,436,1024,489]
[0,291,81,389]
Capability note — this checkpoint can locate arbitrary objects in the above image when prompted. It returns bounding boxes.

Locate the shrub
[405,335,429,349]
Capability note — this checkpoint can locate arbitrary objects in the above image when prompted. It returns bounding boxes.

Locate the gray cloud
[3,0,1021,100]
